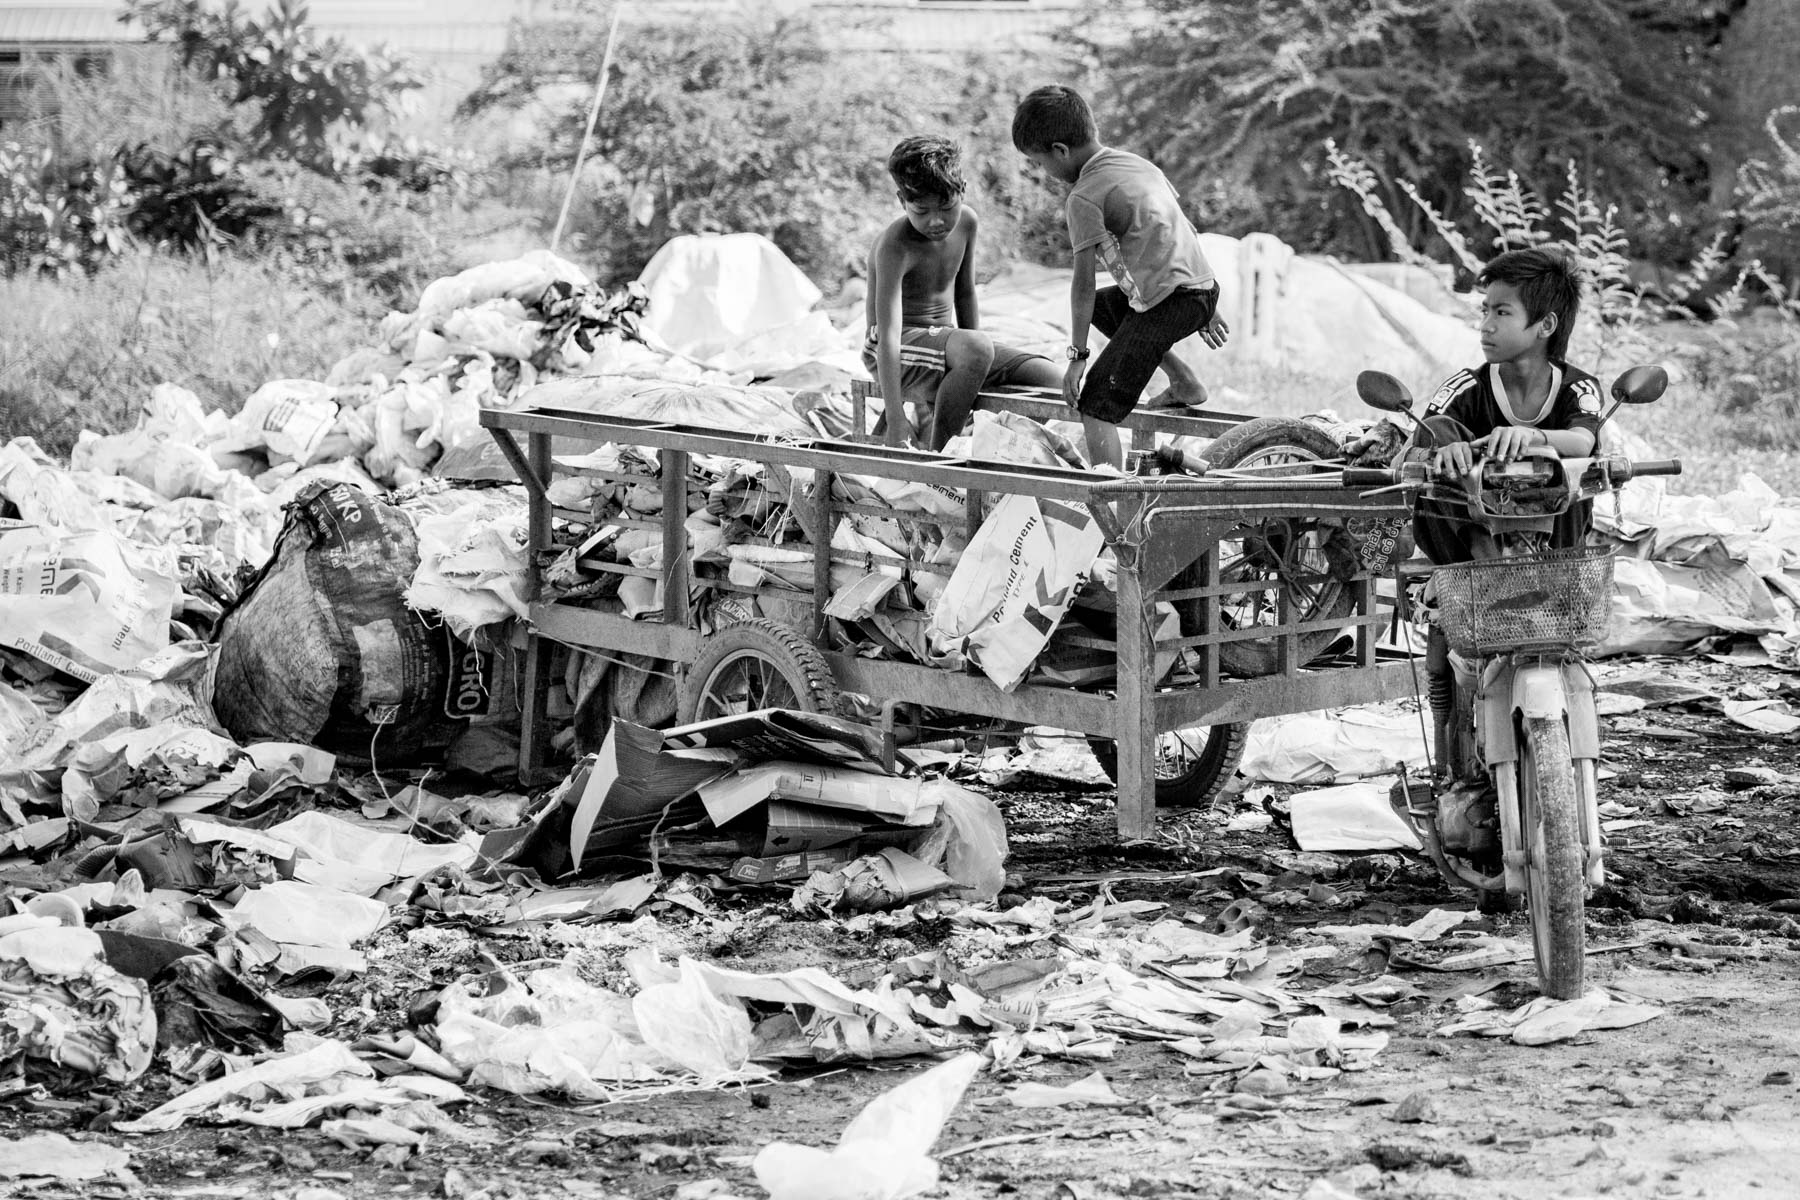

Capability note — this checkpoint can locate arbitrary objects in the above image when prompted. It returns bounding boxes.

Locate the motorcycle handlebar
[1625,458,1683,478]
[1342,467,1397,487]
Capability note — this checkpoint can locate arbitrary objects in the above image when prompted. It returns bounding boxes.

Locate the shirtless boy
[864,136,1062,448]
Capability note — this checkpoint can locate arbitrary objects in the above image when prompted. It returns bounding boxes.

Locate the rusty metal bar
[661,449,691,626]
[1114,553,1156,839]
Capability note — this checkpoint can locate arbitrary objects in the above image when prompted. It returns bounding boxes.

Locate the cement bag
[0,524,180,682]
[211,481,480,761]
[925,493,1104,692]
[224,380,341,466]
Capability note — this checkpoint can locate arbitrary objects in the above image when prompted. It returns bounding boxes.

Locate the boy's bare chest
[900,239,967,296]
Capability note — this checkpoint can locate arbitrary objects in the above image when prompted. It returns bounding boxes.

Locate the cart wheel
[1089,722,1247,808]
[1180,416,1358,678]
[678,618,840,723]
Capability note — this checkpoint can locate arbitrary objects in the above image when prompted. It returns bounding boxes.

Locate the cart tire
[1184,417,1357,678]
[678,618,840,723]
[1089,722,1247,808]
[1520,715,1586,999]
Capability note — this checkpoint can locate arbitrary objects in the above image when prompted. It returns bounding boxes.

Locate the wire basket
[1433,545,1614,656]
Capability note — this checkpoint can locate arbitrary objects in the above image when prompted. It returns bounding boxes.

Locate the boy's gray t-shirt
[1066,147,1214,312]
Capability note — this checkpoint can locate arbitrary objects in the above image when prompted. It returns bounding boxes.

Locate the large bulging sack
[210,480,484,761]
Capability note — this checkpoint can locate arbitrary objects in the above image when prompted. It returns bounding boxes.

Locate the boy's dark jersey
[1424,362,1603,443]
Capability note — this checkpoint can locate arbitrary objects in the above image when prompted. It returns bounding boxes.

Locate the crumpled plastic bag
[0,438,110,532]
[440,298,543,361]
[71,383,231,500]
[364,375,481,487]
[432,961,676,1099]
[752,1052,983,1200]
[224,379,341,466]
[4,642,219,804]
[630,957,757,1082]
[910,781,1008,901]
[0,926,157,1083]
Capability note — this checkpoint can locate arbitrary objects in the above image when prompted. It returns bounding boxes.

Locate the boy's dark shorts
[1079,283,1220,424]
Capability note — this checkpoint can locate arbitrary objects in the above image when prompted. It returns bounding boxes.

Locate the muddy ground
[7,652,1800,1200]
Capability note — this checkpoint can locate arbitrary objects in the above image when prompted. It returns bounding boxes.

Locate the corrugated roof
[0,6,139,44]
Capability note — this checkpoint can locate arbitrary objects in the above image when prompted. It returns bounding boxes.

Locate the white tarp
[637,232,837,369]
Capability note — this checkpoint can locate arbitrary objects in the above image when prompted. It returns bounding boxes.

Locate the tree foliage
[124,0,422,173]
[1083,0,1724,261]
[460,2,1065,285]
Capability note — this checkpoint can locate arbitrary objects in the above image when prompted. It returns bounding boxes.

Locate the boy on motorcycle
[1413,246,1604,564]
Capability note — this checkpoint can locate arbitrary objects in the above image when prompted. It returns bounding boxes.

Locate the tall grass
[0,251,382,455]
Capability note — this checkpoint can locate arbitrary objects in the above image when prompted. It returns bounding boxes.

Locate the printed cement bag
[925,493,1105,691]
[225,379,341,466]
[210,481,485,762]
[0,523,180,682]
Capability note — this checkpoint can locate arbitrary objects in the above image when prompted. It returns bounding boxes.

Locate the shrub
[124,0,423,174]
[0,142,132,277]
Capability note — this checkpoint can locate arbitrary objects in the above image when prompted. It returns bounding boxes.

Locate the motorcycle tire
[1520,715,1586,999]
[1182,417,1358,678]
[1089,721,1248,808]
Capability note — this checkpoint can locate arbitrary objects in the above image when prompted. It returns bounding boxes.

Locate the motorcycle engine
[1436,780,1499,855]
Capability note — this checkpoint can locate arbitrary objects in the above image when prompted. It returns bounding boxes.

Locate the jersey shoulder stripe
[1572,376,1602,414]
[1425,369,1477,414]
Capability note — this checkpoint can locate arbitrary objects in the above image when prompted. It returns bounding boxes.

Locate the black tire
[1089,722,1248,808]
[1521,715,1586,999]
[1183,417,1358,678]
[678,618,840,723]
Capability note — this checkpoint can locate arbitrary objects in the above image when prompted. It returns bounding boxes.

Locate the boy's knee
[944,330,995,372]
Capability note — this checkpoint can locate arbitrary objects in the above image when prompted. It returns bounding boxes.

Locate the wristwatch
[1065,346,1090,361]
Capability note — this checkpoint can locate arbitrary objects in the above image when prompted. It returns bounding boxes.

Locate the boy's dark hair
[1478,246,1585,361]
[888,136,965,204]
[1010,85,1098,154]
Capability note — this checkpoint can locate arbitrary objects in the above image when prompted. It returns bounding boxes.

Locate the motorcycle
[1343,366,1681,998]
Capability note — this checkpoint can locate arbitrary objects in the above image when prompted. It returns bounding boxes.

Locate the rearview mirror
[1356,370,1415,414]
[1609,364,1668,406]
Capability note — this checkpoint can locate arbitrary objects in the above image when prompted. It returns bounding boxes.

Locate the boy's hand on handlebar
[1480,425,1544,462]
[1432,440,1475,476]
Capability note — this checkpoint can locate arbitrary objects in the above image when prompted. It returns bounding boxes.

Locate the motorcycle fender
[1483,661,1600,764]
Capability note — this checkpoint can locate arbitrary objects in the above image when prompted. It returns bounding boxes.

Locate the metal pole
[550,3,624,253]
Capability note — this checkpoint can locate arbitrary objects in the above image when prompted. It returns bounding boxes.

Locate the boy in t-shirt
[864,136,1062,449]
[1011,85,1229,470]
[1413,246,1603,563]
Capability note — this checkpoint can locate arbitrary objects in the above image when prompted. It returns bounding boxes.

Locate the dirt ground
[8,653,1800,1200]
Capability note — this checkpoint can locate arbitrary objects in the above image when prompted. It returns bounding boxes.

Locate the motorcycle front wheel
[1519,715,1587,998]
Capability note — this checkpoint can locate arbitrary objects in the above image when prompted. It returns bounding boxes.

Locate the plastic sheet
[752,1052,983,1200]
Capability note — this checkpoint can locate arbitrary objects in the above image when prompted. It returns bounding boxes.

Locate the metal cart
[482,388,1418,839]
